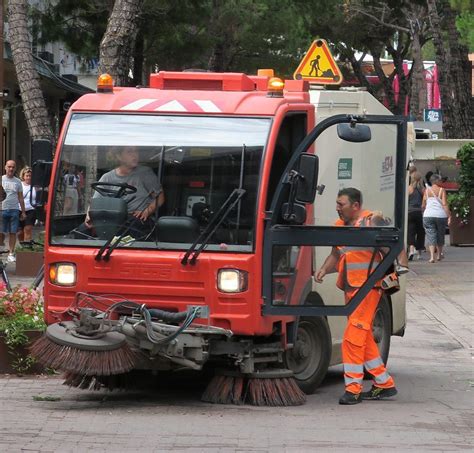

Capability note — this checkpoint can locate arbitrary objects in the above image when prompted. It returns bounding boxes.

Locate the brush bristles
[248,377,306,406]
[202,374,306,406]
[30,335,136,376]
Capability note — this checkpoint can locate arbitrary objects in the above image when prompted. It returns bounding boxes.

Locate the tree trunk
[426,0,473,139]
[409,28,427,120]
[7,0,53,142]
[99,0,144,87]
[391,46,410,117]
[385,36,412,117]
[132,30,144,86]
[338,46,376,95]
[371,50,397,113]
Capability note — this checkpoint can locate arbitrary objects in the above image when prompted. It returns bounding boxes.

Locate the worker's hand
[314,268,326,283]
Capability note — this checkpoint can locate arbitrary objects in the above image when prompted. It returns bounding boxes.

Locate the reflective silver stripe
[344,376,363,386]
[343,363,364,374]
[346,262,373,270]
[365,357,384,370]
[374,371,391,384]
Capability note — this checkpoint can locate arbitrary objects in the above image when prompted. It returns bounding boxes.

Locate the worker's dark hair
[338,187,362,205]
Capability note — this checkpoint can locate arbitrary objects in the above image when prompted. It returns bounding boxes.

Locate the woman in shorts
[17,167,37,243]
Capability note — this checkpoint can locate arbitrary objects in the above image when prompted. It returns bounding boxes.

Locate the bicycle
[0,251,12,292]
[0,241,45,292]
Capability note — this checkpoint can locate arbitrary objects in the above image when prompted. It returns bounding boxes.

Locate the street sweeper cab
[31,71,407,404]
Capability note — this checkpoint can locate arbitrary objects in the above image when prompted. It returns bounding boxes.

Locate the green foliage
[31,0,109,60]
[456,12,474,51]
[16,240,44,253]
[448,142,474,223]
[0,285,45,373]
[457,142,474,196]
[422,40,437,60]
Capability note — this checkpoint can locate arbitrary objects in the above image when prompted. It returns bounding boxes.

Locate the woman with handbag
[407,171,425,260]
[17,167,37,243]
[422,174,451,263]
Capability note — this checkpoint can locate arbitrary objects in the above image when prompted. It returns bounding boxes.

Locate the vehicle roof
[71,72,310,116]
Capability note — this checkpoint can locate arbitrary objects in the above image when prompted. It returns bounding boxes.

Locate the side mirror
[295,153,319,203]
[337,123,371,143]
[31,139,53,207]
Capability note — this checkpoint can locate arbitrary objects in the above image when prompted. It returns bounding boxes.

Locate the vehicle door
[262,114,407,317]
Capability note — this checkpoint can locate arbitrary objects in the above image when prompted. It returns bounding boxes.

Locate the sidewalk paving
[0,235,472,451]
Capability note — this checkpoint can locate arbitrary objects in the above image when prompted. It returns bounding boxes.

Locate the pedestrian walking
[422,174,451,263]
[314,188,397,405]
[408,171,425,260]
[2,160,26,262]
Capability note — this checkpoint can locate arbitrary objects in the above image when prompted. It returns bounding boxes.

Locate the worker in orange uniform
[315,188,398,405]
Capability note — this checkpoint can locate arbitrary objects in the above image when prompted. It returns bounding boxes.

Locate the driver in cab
[85,146,165,229]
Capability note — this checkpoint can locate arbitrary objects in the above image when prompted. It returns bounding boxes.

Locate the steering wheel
[91,182,137,198]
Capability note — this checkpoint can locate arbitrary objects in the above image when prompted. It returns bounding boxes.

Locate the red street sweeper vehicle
[31,71,407,406]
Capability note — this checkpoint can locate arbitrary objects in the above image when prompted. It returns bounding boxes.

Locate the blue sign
[423,109,443,122]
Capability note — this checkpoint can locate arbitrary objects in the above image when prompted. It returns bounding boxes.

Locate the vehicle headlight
[217,269,248,293]
[49,263,76,286]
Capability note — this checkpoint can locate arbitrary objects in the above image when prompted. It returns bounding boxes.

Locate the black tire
[372,294,391,365]
[284,316,331,394]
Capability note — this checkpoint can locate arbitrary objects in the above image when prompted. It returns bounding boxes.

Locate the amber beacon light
[267,77,285,97]
[97,73,114,93]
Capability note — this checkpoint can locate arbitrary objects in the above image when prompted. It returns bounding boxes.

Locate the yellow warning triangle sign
[293,39,343,85]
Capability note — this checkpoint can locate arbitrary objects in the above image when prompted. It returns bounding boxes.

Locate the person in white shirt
[17,167,37,243]
[2,160,26,261]
[422,174,451,263]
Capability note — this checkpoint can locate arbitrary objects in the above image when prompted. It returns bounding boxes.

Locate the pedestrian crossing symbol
[293,39,343,85]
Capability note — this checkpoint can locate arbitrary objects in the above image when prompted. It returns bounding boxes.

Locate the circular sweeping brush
[30,321,136,376]
[202,369,306,406]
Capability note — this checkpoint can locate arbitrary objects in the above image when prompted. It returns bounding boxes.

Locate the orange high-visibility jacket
[335,210,383,290]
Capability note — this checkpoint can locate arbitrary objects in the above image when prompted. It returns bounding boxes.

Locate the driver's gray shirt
[95,166,162,213]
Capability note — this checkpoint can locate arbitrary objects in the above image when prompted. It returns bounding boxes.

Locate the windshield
[50,113,270,252]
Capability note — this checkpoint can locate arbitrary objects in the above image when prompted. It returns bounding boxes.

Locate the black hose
[140,306,199,345]
[147,308,188,323]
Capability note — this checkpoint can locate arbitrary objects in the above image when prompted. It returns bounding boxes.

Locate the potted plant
[0,283,45,374]
[15,240,44,277]
[448,142,474,245]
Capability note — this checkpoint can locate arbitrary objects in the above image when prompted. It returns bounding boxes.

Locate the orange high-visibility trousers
[342,288,395,394]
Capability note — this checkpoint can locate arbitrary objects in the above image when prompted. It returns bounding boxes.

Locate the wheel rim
[286,321,322,380]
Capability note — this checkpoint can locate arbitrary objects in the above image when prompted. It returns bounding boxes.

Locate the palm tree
[426,0,473,139]
[7,0,53,141]
[99,0,144,86]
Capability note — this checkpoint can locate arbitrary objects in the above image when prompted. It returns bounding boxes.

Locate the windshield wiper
[181,188,246,265]
[95,194,157,261]
[95,217,139,262]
